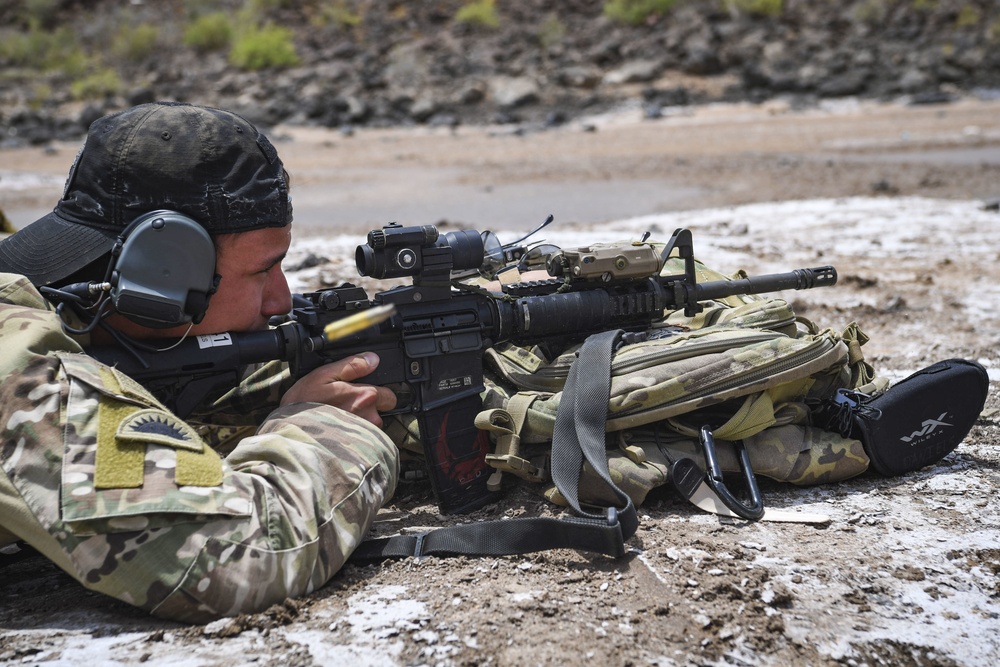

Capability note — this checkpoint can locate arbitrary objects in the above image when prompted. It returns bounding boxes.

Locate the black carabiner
[699,425,765,521]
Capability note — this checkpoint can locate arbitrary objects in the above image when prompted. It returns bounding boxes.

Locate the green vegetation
[852,0,888,25]
[538,13,566,49]
[727,0,783,17]
[184,12,234,53]
[27,82,53,109]
[309,0,364,29]
[955,4,981,28]
[112,23,160,62]
[0,0,992,94]
[70,67,122,100]
[455,0,500,29]
[14,0,61,28]
[228,23,300,70]
[1,2,302,76]
[603,0,680,25]
[0,25,85,72]
[247,0,293,13]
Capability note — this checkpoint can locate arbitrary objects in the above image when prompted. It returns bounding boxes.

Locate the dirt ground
[1,97,999,666]
[4,95,1000,233]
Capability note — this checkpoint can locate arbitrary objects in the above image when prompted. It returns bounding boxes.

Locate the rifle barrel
[691,266,837,302]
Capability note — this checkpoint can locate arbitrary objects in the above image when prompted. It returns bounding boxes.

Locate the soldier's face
[188,225,293,335]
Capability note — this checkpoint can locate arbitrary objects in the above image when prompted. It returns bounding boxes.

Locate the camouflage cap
[0,102,291,286]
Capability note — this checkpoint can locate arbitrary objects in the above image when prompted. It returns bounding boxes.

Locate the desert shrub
[538,13,566,49]
[603,0,680,25]
[729,0,783,17]
[0,24,84,72]
[56,45,90,77]
[228,23,300,70]
[112,23,160,62]
[70,67,121,100]
[27,81,52,108]
[955,4,980,28]
[310,0,363,29]
[853,0,888,24]
[184,12,233,52]
[0,27,55,66]
[248,0,291,13]
[11,0,61,28]
[455,0,499,29]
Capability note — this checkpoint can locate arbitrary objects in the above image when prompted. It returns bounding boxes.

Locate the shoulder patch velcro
[96,408,224,489]
[96,401,145,489]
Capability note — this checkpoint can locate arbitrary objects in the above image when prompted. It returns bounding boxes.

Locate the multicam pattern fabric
[619,420,870,488]
[0,273,398,623]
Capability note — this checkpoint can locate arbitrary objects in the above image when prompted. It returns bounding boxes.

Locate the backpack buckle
[698,425,765,521]
[484,450,546,484]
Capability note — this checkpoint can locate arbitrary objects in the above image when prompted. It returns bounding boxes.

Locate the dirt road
[1,98,999,667]
[3,97,999,232]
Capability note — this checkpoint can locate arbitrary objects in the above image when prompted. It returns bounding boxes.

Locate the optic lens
[478,231,507,278]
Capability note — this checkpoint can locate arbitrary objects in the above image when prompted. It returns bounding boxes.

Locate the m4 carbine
[89,225,836,514]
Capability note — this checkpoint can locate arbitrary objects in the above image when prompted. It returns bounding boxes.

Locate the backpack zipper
[606,333,843,428]
[496,329,788,391]
[678,334,838,403]
[610,330,783,375]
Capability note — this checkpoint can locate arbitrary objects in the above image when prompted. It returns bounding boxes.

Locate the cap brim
[0,211,120,286]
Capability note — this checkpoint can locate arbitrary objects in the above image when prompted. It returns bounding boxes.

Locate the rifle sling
[350,329,638,563]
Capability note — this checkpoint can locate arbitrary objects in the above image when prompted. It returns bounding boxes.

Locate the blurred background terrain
[2,0,1000,144]
[2,1,1000,234]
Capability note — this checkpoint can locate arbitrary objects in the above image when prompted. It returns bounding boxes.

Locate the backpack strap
[350,329,638,563]
[550,330,639,537]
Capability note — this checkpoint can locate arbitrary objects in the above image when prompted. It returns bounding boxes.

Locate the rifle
[88,224,837,514]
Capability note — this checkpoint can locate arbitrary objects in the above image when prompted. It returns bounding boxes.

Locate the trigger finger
[376,386,397,412]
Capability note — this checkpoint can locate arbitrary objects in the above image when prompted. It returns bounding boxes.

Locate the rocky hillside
[2,0,999,145]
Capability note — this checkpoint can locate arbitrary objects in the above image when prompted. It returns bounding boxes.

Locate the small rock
[602,59,663,85]
[286,253,329,271]
[871,179,899,195]
[489,76,540,109]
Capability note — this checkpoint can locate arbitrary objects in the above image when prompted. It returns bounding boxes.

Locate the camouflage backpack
[470,255,888,512]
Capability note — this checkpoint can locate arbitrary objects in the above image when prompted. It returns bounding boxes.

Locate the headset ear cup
[185,274,221,324]
[110,211,218,328]
[185,292,209,324]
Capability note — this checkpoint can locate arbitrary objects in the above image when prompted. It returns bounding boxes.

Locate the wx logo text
[900,412,952,443]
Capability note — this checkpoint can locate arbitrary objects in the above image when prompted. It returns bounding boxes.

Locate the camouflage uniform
[0,273,399,623]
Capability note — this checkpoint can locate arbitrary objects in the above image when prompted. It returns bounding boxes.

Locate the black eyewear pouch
[850,359,989,476]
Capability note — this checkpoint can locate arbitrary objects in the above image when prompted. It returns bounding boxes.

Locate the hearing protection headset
[108,210,221,328]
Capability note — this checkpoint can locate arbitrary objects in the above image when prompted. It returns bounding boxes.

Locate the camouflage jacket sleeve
[190,359,297,427]
[0,274,399,623]
[186,359,297,454]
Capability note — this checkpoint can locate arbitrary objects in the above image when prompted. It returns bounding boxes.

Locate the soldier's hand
[280,352,397,427]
